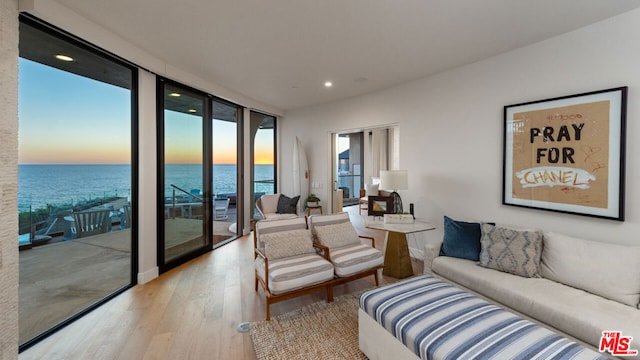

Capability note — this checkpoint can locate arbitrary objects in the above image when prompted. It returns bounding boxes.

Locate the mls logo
[599,331,638,356]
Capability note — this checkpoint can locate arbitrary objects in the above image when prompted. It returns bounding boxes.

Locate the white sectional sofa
[425,227,640,359]
[359,218,640,359]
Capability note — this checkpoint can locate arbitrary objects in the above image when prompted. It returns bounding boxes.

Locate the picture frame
[503,87,627,221]
[367,196,394,217]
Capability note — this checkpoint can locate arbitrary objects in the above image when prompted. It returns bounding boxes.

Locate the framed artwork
[367,196,394,217]
[503,87,627,221]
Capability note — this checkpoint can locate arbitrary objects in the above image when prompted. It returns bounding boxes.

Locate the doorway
[331,126,400,213]
[336,132,364,207]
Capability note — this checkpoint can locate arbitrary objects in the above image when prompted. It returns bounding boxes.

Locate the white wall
[1,0,20,358]
[282,8,640,245]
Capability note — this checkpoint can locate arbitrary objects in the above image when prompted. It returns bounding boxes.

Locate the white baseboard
[137,267,159,284]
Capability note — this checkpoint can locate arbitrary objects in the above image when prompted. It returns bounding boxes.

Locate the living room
[3,1,640,359]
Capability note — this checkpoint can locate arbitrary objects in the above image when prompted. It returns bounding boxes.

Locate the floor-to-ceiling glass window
[250,111,277,220]
[211,99,241,245]
[18,16,137,351]
[159,81,210,269]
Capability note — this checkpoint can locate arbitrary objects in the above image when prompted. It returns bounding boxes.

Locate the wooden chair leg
[255,276,258,291]
[266,299,271,320]
[374,269,379,286]
[327,284,334,303]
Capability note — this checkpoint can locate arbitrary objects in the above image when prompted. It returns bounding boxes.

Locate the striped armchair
[253,217,334,320]
[308,212,384,286]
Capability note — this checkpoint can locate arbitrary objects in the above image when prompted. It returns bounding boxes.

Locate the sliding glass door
[211,99,241,245]
[335,132,364,206]
[159,81,210,268]
[158,81,243,270]
[18,16,136,351]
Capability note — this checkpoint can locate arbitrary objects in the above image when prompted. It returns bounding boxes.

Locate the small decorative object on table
[383,213,414,224]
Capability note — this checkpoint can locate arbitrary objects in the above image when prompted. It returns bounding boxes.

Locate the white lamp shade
[379,170,408,191]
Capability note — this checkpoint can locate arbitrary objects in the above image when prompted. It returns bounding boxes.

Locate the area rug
[250,292,367,360]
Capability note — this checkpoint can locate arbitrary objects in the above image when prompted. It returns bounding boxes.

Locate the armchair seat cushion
[330,244,384,277]
[255,253,334,294]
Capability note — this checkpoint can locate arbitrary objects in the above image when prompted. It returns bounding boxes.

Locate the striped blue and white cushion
[255,253,334,294]
[331,244,383,277]
[360,276,608,360]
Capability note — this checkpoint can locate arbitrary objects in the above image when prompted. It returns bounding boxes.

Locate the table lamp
[380,170,408,214]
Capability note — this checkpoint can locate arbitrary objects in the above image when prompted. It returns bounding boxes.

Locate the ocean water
[18,164,275,211]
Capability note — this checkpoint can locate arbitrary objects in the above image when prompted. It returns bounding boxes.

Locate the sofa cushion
[432,256,640,353]
[261,229,315,260]
[540,232,640,308]
[438,215,489,261]
[313,221,361,249]
[276,194,299,214]
[479,223,543,278]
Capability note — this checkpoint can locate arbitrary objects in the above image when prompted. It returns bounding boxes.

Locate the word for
[599,331,638,357]
[515,167,595,189]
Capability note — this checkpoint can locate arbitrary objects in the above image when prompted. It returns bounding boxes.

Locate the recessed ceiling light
[324,81,333,88]
[169,92,181,97]
[188,109,197,113]
[55,54,74,62]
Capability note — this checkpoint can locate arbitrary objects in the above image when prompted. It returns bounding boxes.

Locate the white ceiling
[54,0,640,111]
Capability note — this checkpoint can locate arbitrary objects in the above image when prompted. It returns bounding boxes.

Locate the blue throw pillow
[439,216,492,261]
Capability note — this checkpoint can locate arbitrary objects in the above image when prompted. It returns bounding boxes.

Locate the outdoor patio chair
[72,209,113,238]
[308,212,383,286]
[120,204,131,229]
[253,216,334,320]
[214,198,230,220]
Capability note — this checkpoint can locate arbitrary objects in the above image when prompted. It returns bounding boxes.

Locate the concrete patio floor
[18,216,237,345]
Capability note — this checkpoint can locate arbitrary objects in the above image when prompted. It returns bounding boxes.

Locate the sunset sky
[18,58,274,165]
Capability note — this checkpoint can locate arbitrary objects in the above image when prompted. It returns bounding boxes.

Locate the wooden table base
[382,231,413,279]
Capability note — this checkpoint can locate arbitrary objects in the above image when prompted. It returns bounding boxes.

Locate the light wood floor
[20,206,424,360]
